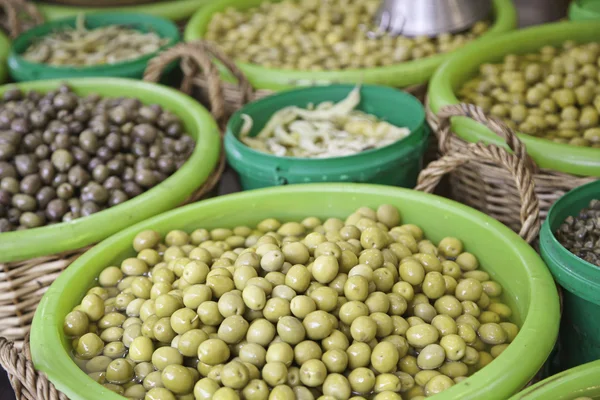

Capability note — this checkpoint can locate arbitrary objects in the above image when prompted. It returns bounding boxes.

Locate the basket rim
[0,77,221,263]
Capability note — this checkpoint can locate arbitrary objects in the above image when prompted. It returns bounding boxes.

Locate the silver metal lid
[374,0,493,37]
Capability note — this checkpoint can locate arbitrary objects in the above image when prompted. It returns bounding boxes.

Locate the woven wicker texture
[0,0,43,38]
[425,102,597,234]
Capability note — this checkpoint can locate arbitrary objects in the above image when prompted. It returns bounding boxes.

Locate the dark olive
[46,198,68,221]
[53,93,77,110]
[133,124,158,144]
[105,133,122,151]
[0,143,17,161]
[36,186,56,208]
[123,181,143,197]
[103,176,122,191]
[92,165,110,184]
[135,158,154,171]
[35,144,51,160]
[0,110,15,129]
[42,129,56,145]
[20,174,42,195]
[134,169,157,188]
[53,173,68,188]
[62,211,80,222]
[88,157,102,170]
[108,190,128,207]
[166,122,183,137]
[0,161,17,179]
[132,143,148,157]
[57,183,74,200]
[38,160,55,185]
[0,189,11,206]
[109,106,129,125]
[82,182,109,204]
[12,194,37,211]
[91,121,109,138]
[0,218,13,232]
[51,122,70,137]
[7,208,21,224]
[123,167,135,182]
[149,145,162,159]
[23,134,42,151]
[1,177,19,194]
[81,201,100,217]
[51,149,74,172]
[10,118,30,134]
[79,130,99,153]
[153,171,167,183]
[138,106,159,123]
[72,146,90,166]
[3,89,22,102]
[107,159,125,176]
[97,147,114,162]
[73,106,90,122]
[15,154,38,176]
[19,211,43,228]
[121,136,132,151]
[68,166,91,188]
[29,111,48,128]
[54,133,71,149]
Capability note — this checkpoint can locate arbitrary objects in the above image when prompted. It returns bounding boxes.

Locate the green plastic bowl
[428,21,600,177]
[183,0,517,91]
[540,179,600,371]
[8,13,180,82]
[30,183,560,400]
[0,78,220,263]
[0,32,10,84]
[38,0,211,22]
[225,85,429,189]
[569,0,600,21]
[510,359,600,399]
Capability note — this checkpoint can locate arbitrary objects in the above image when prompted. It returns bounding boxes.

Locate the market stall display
[540,180,600,371]
[8,13,180,81]
[224,85,428,189]
[0,78,221,347]
[426,21,600,234]
[28,184,559,400]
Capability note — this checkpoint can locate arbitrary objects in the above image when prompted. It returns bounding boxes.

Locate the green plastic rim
[8,13,180,82]
[38,0,211,22]
[225,84,428,186]
[0,78,221,263]
[183,0,517,90]
[569,0,600,21]
[0,32,9,84]
[510,359,600,399]
[31,183,560,400]
[539,179,600,304]
[427,21,600,177]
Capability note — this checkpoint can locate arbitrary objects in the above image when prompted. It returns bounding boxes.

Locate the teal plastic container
[225,85,429,190]
[8,13,180,82]
[569,0,600,20]
[540,179,600,371]
[510,359,600,399]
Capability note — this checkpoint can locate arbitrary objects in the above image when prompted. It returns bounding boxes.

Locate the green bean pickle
[65,205,520,399]
[458,41,600,148]
[204,0,490,71]
[22,14,169,67]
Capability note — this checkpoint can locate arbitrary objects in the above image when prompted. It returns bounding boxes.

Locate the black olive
[88,157,102,170]
[103,176,122,191]
[81,201,100,217]
[123,181,143,197]
[81,182,108,204]
[0,189,11,206]
[107,159,125,175]
[10,118,30,134]
[68,198,81,214]
[105,132,122,151]
[96,146,113,162]
[53,93,78,110]
[122,167,135,182]
[0,218,12,232]
[71,146,90,166]
[73,106,90,122]
[14,154,38,176]
[0,161,17,179]
[36,186,56,209]
[42,129,56,145]
[0,143,16,161]
[7,208,21,224]
[108,189,128,206]
[52,173,68,188]
[1,177,19,194]
[109,106,129,125]
[46,198,68,221]
[0,110,15,129]
[20,174,42,195]
[68,165,91,188]
[3,88,22,102]
[138,106,159,123]
[132,142,148,157]
[54,132,71,149]
[134,169,158,188]
[133,123,158,144]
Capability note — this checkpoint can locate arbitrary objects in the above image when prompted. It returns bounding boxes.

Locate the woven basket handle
[437,103,538,173]
[144,40,253,126]
[416,130,541,243]
[0,336,68,400]
[0,0,44,38]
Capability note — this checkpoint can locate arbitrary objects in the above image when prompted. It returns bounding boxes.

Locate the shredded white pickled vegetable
[239,87,411,158]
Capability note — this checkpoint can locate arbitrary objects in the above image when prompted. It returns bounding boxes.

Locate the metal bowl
[375,0,493,37]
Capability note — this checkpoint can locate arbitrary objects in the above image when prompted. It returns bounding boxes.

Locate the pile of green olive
[204,0,490,71]
[64,205,519,400]
[458,41,600,148]
[0,85,195,232]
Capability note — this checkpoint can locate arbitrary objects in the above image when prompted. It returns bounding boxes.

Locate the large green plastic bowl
[225,85,429,189]
[0,78,220,264]
[510,359,600,399]
[0,31,10,84]
[38,0,211,22]
[428,21,600,177]
[539,179,600,371]
[8,13,180,82]
[183,0,517,91]
[30,183,560,400]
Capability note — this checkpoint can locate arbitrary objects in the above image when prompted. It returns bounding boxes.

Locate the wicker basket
[0,0,43,38]
[424,102,598,235]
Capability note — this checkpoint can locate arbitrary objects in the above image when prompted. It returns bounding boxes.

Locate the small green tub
[31,184,560,400]
[428,21,600,177]
[0,78,220,264]
[8,13,180,82]
[510,359,600,399]
[224,85,429,190]
[38,0,211,22]
[569,0,600,21]
[540,179,600,371]
[184,0,517,91]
